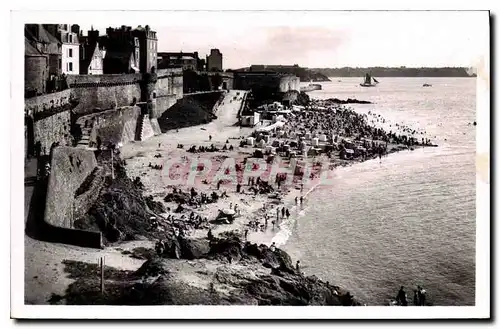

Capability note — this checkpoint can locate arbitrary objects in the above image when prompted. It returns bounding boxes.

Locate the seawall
[67,74,142,115]
[76,106,142,147]
[155,68,184,118]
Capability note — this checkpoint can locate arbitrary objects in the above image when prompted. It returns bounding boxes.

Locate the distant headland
[308,66,476,78]
[233,65,476,81]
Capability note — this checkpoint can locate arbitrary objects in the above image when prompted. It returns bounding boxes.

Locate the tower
[133,25,158,73]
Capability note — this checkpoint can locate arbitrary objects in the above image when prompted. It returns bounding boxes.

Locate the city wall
[33,110,73,155]
[194,71,234,90]
[67,74,142,115]
[234,72,300,93]
[86,106,141,146]
[155,68,184,118]
[25,89,72,117]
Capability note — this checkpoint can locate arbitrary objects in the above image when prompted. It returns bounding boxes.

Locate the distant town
[25,23,475,98]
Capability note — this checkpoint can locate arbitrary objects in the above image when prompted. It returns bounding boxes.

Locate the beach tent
[257,121,285,133]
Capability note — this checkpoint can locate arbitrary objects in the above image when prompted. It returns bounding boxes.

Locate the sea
[274,77,476,306]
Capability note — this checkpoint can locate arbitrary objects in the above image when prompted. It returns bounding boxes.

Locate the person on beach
[417,286,426,306]
[281,207,285,219]
[413,289,419,306]
[207,229,214,241]
[300,196,304,204]
[209,135,212,141]
[301,183,304,193]
[286,208,290,219]
[265,216,268,228]
[396,286,408,306]
[295,196,298,205]
[296,260,300,273]
[229,202,233,209]
[217,180,222,190]
[244,229,249,240]
[276,208,280,221]
[271,220,275,230]
[270,242,276,251]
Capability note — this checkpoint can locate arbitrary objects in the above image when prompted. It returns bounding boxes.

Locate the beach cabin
[240,112,261,127]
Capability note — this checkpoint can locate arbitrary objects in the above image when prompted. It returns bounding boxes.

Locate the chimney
[71,24,80,35]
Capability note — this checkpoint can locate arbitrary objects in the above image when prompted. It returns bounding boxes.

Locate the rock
[135,257,170,278]
[243,242,295,272]
[179,237,210,260]
[208,236,244,262]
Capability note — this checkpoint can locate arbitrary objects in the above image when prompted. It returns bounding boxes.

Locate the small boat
[360,73,379,87]
[423,83,432,87]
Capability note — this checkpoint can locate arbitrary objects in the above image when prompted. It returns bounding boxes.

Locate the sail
[373,77,379,83]
[364,73,371,84]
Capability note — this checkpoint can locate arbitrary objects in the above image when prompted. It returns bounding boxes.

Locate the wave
[271,179,322,247]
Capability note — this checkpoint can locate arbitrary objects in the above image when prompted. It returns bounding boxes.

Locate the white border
[9,7,490,320]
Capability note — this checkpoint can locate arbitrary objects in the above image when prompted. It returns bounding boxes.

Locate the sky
[78,11,489,69]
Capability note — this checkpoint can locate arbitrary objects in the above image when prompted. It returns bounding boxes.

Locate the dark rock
[208,235,243,262]
[325,98,372,104]
[135,257,170,278]
[178,237,210,260]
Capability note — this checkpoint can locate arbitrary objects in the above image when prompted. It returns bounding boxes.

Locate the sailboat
[360,73,379,87]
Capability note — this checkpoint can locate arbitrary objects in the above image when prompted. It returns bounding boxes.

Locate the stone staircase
[76,126,92,148]
[135,114,155,141]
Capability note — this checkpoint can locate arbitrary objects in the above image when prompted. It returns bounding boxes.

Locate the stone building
[44,24,80,75]
[79,29,104,75]
[157,51,204,71]
[234,71,300,93]
[25,24,61,77]
[102,25,157,74]
[25,38,49,96]
[133,25,158,73]
[206,48,223,72]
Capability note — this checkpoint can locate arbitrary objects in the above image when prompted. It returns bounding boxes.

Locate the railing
[183,90,223,96]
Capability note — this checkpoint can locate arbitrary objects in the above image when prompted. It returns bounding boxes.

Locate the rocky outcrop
[325,98,372,104]
[74,156,169,244]
[57,235,361,305]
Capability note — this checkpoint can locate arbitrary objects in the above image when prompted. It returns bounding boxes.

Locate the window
[68,49,73,58]
[69,35,73,43]
[58,59,62,70]
[69,62,73,72]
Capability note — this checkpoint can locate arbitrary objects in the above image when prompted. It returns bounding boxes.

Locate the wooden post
[111,149,114,180]
[100,256,105,294]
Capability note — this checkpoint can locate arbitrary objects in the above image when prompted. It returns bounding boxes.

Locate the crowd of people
[396,285,427,306]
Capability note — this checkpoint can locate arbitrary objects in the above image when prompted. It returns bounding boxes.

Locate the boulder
[135,257,170,278]
[179,237,210,260]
